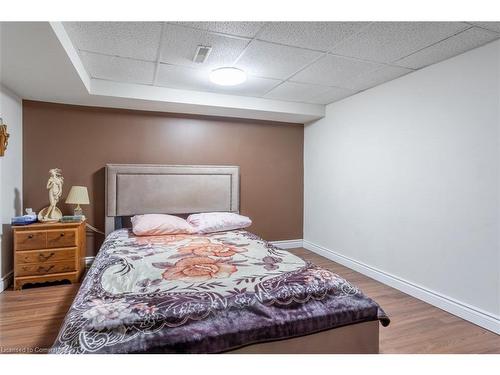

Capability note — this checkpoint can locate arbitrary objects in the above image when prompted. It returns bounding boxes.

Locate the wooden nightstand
[13,221,86,290]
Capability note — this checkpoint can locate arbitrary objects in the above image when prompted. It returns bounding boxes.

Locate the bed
[50,164,389,354]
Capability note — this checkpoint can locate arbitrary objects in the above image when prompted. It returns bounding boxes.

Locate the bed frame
[105,164,240,235]
[105,163,380,354]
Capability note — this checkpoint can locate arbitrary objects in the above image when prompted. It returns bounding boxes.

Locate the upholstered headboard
[105,164,240,235]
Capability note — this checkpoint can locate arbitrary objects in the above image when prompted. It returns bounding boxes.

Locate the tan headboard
[105,164,240,235]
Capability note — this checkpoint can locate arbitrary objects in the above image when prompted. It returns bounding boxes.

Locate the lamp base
[73,205,83,217]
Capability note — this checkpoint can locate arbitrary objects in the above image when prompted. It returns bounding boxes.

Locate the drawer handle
[28,234,34,239]
[60,233,65,237]
[38,252,55,261]
[37,265,55,273]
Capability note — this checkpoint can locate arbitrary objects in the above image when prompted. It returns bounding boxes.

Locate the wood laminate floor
[0,248,498,354]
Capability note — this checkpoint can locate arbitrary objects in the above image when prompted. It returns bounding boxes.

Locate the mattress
[50,229,389,353]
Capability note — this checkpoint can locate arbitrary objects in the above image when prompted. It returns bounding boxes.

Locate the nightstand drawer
[15,260,76,277]
[47,230,77,248]
[17,248,76,264]
[15,231,47,250]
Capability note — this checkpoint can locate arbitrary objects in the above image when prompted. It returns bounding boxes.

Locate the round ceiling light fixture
[209,67,247,86]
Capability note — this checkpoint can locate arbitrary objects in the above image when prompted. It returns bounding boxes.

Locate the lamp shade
[65,186,90,205]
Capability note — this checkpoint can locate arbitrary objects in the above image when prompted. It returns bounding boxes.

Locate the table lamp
[65,186,90,217]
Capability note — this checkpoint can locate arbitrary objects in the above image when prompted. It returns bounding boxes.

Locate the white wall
[0,84,23,291]
[304,40,500,332]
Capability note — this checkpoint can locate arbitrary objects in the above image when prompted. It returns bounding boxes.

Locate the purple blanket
[50,229,389,353]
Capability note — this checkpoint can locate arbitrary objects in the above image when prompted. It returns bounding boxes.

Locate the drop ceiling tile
[235,40,323,79]
[345,65,413,91]
[173,22,265,38]
[156,64,209,90]
[468,22,500,33]
[80,51,155,85]
[292,54,382,87]
[160,23,249,69]
[331,22,470,63]
[305,86,357,105]
[264,81,331,102]
[64,22,162,61]
[396,27,500,69]
[258,22,369,51]
[156,63,281,97]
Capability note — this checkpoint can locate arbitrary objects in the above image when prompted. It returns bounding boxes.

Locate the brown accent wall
[23,101,304,256]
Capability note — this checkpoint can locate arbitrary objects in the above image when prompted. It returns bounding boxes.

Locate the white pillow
[187,212,252,234]
[131,214,196,236]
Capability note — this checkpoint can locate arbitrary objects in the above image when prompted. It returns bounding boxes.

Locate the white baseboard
[303,240,500,335]
[270,239,303,249]
[0,271,13,292]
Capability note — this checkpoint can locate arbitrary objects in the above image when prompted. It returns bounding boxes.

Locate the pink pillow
[187,212,252,234]
[131,214,195,236]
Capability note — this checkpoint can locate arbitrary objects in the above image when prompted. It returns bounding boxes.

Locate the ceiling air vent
[193,45,212,63]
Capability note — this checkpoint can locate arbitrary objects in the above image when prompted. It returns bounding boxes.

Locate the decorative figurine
[0,118,9,157]
[38,168,64,222]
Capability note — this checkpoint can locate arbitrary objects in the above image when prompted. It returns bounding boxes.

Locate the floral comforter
[51,229,389,353]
